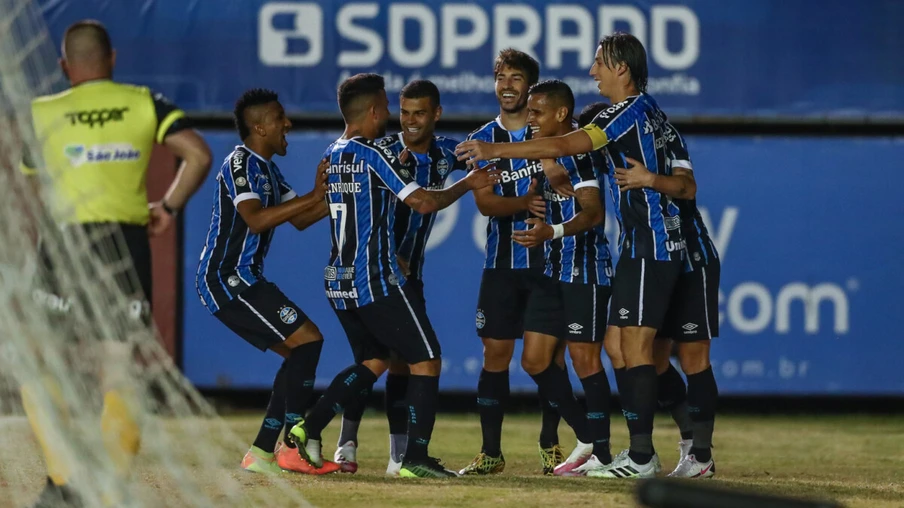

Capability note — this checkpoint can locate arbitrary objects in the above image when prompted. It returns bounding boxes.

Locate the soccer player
[287,73,500,479]
[19,20,212,506]
[195,88,338,475]
[510,80,616,476]
[610,133,720,478]
[333,79,469,475]
[455,33,690,479]
[458,49,568,477]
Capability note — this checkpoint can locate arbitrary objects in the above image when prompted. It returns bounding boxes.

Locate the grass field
[4,412,904,507]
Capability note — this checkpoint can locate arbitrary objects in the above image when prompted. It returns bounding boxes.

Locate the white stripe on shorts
[638,258,646,326]
[592,285,598,341]
[701,266,712,339]
[398,286,434,358]
[237,294,286,341]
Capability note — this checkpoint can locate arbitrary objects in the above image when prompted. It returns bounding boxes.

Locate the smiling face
[400,96,440,148]
[255,101,292,156]
[495,64,530,114]
[590,45,620,100]
[526,93,564,139]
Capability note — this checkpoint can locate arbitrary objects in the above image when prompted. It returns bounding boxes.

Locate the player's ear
[556,106,568,123]
[433,104,443,123]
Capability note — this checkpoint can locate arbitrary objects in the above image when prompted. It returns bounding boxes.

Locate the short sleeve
[571,153,600,191]
[358,139,419,201]
[664,122,693,171]
[151,90,188,143]
[581,97,640,150]
[271,163,297,203]
[224,150,259,205]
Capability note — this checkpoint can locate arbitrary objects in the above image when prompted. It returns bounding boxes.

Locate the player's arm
[455,129,594,163]
[472,177,544,219]
[235,157,328,234]
[513,185,603,248]
[287,158,329,230]
[403,165,502,215]
[614,156,695,199]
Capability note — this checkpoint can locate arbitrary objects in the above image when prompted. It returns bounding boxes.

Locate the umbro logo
[568,323,583,334]
[618,308,630,319]
[682,322,698,334]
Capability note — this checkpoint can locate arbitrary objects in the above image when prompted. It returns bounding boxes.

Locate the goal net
[0,1,312,506]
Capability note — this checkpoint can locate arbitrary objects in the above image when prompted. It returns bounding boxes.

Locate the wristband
[161,201,179,217]
[551,224,565,240]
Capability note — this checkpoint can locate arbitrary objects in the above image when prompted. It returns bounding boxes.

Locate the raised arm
[455,129,594,163]
[403,165,502,215]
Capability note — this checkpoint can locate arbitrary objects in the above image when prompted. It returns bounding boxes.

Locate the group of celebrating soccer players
[197,32,720,480]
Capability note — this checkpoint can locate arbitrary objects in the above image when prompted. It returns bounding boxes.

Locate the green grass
[232,412,904,508]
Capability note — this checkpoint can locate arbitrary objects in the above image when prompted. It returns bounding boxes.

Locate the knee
[521,354,550,376]
[653,341,673,375]
[678,346,710,375]
[569,349,602,379]
[483,340,515,371]
[362,358,389,377]
[409,358,441,376]
[603,336,622,366]
[388,358,410,376]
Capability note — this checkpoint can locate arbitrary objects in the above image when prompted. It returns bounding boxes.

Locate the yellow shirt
[21,79,185,225]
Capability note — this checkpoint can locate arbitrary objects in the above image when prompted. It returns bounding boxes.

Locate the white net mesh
[0,1,312,506]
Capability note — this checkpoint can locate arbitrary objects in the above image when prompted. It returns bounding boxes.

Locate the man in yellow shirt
[20,19,212,507]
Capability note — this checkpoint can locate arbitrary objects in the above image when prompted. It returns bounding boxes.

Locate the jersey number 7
[330,203,347,250]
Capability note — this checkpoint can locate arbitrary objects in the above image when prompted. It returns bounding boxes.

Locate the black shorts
[609,257,683,330]
[476,268,545,339]
[334,282,440,365]
[525,278,612,342]
[214,281,309,352]
[658,259,721,341]
[35,222,152,326]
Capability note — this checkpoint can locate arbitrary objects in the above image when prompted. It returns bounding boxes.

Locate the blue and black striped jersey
[542,151,613,286]
[468,117,544,270]
[376,133,468,281]
[663,123,719,269]
[323,136,421,309]
[582,94,685,261]
[196,145,296,313]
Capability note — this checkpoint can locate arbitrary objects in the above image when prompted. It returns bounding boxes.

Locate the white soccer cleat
[561,454,610,477]
[613,448,662,474]
[587,452,658,479]
[304,439,324,468]
[386,457,402,477]
[678,439,693,463]
[667,454,715,478]
[552,440,593,476]
[334,440,358,473]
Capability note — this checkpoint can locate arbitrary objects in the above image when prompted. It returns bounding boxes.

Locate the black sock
[686,366,718,462]
[626,365,657,465]
[284,340,323,444]
[530,364,589,443]
[477,369,509,457]
[252,361,287,452]
[658,363,694,441]
[385,373,410,435]
[538,396,560,449]
[404,375,439,461]
[337,385,369,446]
[580,371,612,464]
[304,364,378,440]
[614,367,628,414]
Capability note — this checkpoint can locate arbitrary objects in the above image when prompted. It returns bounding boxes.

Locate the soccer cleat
[613,448,662,474]
[241,445,284,474]
[334,440,358,473]
[399,457,458,478]
[29,478,83,508]
[678,439,693,463]
[587,452,658,479]
[538,443,565,475]
[457,452,505,475]
[386,457,402,477]
[561,454,611,477]
[287,420,328,468]
[667,454,715,478]
[275,442,341,475]
[552,440,593,476]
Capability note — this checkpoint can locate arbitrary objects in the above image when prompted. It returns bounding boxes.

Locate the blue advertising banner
[182,131,904,395]
[38,0,904,120]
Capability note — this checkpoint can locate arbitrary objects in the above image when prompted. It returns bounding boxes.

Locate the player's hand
[464,162,503,190]
[399,148,411,166]
[615,157,655,191]
[524,178,546,219]
[455,140,496,163]
[397,255,411,278]
[542,159,575,197]
[512,217,553,248]
[313,157,329,200]
[147,202,174,236]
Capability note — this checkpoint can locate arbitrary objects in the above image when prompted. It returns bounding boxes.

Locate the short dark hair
[528,79,575,119]
[62,20,113,60]
[400,80,441,108]
[598,32,648,93]
[337,73,385,121]
[577,101,611,128]
[494,48,540,86]
[234,88,279,140]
